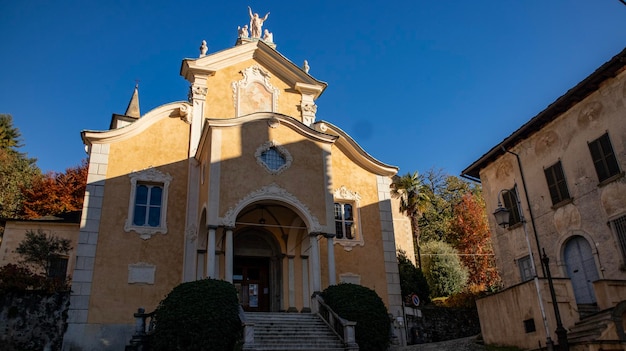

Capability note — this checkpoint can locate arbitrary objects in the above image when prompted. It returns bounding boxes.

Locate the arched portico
[195,184,336,311]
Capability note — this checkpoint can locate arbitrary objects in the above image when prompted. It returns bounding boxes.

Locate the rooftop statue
[248,6,269,39]
[263,29,273,43]
[199,40,208,57]
[238,25,249,38]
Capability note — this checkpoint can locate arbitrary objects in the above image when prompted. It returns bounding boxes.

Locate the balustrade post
[344,321,358,350]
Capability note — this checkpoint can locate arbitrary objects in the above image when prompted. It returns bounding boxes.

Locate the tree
[398,250,430,305]
[20,160,88,218]
[391,171,429,268]
[15,229,72,278]
[0,114,40,220]
[0,114,21,149]
[449,192,501,292]
[422,240,468,298]
[418,170,476,243]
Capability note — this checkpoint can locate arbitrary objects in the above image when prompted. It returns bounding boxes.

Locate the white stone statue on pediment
[263,29,273,43]
[238,25,249,38]
[248,6,269,39]
[199,40,208,57]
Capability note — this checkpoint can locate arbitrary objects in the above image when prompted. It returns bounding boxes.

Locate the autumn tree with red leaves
[449,192,500,291]
[20,160,88,218]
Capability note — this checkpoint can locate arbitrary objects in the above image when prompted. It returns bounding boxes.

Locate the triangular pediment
[180,40,326,98]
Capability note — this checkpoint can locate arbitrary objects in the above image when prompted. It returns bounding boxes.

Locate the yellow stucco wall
[88,116,190,324]
[326,145,390,304]
[204,59,302,120]
[215,120,328,222]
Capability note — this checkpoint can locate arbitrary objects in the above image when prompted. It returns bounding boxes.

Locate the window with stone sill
[544,161,571,206]
[48,255,69,280]
[611,214,626,264]
[502,187,521,227]
[589,133,621,183]
[334,202,355,240]
[517,255,533,282]
[125,168,172,239]
[333,186,364,251]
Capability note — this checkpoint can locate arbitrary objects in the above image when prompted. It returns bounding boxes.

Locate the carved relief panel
[232,65,279,117]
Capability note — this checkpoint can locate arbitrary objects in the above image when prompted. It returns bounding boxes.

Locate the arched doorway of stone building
[563,235,599,305]
[233,208,283,312]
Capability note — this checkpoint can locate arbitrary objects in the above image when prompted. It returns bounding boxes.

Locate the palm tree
[391,171,429,269]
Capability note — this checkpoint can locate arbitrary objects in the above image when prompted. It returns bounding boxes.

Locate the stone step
[568,308,613,343]
[244,312,345,351]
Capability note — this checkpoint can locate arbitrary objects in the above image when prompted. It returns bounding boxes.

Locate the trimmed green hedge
[151,279,242,351]
[321,283,390,351]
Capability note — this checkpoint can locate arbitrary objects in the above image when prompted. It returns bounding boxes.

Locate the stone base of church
[63,323,133,351]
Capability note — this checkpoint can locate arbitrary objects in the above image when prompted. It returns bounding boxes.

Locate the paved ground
[390,335,487,351]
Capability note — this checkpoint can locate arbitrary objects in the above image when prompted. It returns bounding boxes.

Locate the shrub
[0,263,47,293]
[150,279,242,351]
[398,250,430,305]
[422,240,468,298]
[321,283,390,351]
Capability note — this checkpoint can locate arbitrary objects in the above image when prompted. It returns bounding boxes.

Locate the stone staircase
[568,308,613,344]
[243,312,347,351]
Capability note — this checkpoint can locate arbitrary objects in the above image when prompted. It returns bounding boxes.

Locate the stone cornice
[313,121,398,177]
[82,101,191,145]
[180,41,327,98]
[194,112,338,163]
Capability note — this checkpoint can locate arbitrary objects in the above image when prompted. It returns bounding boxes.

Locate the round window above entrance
[255,140,292,174]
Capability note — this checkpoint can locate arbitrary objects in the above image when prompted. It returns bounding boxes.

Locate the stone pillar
[309,232,321,293]
[324,233,336,285]
[301,255,311,312]
[225,227,234,283]
[206,225,218,278]
[287,255,297,312]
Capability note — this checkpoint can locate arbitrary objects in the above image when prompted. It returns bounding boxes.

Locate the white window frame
[125,168,172,240]
[333,186,364,251]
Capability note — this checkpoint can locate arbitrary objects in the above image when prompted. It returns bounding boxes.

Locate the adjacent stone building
[62,20,413,350]
[462,47,626,350]
[0,212,80,280]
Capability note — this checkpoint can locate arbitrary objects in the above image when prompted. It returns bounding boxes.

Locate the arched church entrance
[233,229,281,312]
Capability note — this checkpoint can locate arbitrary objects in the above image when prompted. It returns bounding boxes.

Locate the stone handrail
[239,305,256,350]
[311,293,358,350]
[125,307,156,351]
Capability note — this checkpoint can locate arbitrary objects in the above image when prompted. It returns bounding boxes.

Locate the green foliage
[0,114,40,220]
[15,229,72,277]
[151,279,242,351]
[418,169,476,243]
[321,283,390,351]
[391,171,430,266]
[422,240,468,298]
[0,263,45,293]
[0,114,22,150]
[397,250,430,305]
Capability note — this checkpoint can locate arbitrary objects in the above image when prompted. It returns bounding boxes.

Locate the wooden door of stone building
[564,236,598,305]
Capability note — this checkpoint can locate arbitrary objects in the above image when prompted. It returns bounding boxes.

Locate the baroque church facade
[63,19,413,350]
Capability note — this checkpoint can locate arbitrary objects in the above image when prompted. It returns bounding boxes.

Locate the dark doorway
[234,256,270,312]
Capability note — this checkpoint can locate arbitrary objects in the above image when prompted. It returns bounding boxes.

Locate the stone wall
[418,306,481,343]
[0,291,70,351]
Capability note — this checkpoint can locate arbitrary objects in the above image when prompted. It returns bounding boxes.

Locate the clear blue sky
[1,1,625,176]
